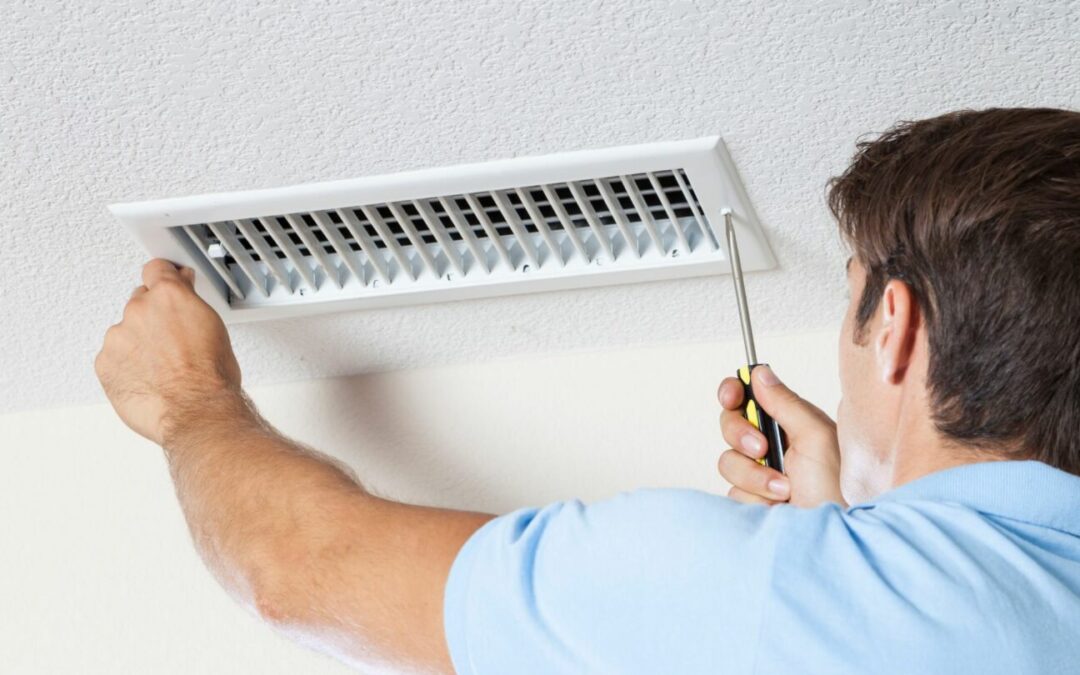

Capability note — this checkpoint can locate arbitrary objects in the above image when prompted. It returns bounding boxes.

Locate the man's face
[836,258,893,502]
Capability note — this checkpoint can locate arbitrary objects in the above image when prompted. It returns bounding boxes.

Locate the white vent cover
[109,137,775,323]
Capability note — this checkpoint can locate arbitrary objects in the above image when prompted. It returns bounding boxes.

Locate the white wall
[0,328,840,673]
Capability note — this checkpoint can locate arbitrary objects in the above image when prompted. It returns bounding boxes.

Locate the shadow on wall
[246,331,843,516]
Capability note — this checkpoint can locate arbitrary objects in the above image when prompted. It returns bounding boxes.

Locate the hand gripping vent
[109,137,775,322]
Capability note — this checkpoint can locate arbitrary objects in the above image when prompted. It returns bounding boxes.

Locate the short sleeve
[443,488,788,675]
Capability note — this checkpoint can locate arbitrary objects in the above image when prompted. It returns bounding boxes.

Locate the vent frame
[109,136,775,322]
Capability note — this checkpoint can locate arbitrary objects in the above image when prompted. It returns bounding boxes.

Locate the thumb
[750,365,824,438]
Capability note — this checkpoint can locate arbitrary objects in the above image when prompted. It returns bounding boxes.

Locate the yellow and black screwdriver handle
[737,363,787,472]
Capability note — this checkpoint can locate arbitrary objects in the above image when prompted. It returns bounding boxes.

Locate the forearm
[161,389,362,614]
[160,388,493,670]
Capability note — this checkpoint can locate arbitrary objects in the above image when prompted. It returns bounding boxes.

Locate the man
[95,108,1080,674]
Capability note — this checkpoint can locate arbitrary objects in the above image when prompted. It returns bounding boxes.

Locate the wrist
[160,384,262,451]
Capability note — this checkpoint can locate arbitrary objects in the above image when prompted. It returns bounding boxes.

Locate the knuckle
[719,410,748,443]
[156,278,183,293]
[774,388,801,406]
[154,278,190,301]
[718,449,754,486]
[122,298,143,320]
[717,449,737,476]
[717,378,743,408]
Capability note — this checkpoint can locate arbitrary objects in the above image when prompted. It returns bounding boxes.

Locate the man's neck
[888,389,1005,490]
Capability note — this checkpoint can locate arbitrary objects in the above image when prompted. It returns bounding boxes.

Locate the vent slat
[439,196,490,273]
[621,176,665,254]
[361,205,416,281]
[567,180,614,260]
[647,171,691,252]
[337,209,391,284]
[234,218,292,291]
[311,211,366,286]
[207,221,269,297]
[285,214,342,289]
[260,216,318,290]
[163,165,728,312]
[594,178,641,259]
[491,190,540,269]
[413,200,465,276]
[181,225,246,300]
[515,187,565,267]
[541,184,589,262]
[387,203,439,278]
[463,193,514,270]
[673,170,716,250]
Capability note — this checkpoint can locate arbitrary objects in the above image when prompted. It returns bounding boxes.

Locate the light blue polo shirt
[444,460,1080,674]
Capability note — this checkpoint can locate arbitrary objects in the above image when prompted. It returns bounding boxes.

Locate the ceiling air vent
[109,137,775,322]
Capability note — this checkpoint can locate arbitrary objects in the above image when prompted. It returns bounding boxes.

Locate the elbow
[252,583,294,627]
[246,540,312,628]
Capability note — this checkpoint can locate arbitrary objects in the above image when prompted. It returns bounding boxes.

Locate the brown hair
[827,108,1080,474]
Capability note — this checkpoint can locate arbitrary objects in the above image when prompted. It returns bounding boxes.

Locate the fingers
[716,376,744,409]
[718,376,765,459]
[131,285,148,299]
[718,449,791,501]
[727,486,782,506]
[142,259,195,289]
[720,408,767,459]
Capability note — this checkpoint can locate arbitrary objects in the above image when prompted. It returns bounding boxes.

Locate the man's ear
[874,279,919,384]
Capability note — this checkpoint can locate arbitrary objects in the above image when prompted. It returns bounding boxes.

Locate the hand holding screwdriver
[717,213,845,507]
[717,366,845,507]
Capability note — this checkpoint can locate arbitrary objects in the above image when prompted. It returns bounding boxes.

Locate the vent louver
[110,137,775,322]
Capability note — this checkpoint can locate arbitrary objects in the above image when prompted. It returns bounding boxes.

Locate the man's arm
[95,260,493,673]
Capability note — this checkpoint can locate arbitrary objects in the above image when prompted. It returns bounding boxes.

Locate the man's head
[828,108,1080,499]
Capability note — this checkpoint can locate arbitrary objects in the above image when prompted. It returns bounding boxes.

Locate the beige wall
[0,328,840,673]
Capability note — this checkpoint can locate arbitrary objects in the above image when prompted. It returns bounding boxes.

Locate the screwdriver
[724,211,786,473]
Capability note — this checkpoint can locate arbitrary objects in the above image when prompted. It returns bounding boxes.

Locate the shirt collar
[867,460,1080,535]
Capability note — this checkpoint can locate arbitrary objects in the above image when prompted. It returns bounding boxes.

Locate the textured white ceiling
[2,0,1077,414]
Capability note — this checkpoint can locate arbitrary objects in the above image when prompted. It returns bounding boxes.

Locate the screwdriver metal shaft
[725,212,757,365]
